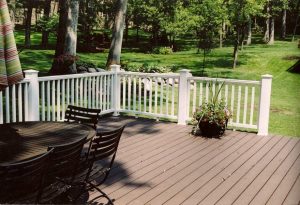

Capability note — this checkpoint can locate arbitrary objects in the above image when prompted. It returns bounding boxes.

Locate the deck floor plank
[89,116,300,205]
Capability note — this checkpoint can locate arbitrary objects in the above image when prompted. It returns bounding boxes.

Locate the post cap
[179,69,191,73]
[261,74,273,79]
[23,69,39,74]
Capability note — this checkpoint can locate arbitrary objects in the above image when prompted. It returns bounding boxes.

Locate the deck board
[90,116,300,205]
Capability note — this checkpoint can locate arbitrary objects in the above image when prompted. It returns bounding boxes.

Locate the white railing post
[24,70,40,121]
[257,74,272,136]
[177,69,192,125]
[110,64,121,116]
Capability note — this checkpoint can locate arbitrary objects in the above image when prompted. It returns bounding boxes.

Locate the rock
[142,78,151,91]
[78,70,88,74]
[77,66,87,73]
[87,67,97,73]
[95,68,106,72]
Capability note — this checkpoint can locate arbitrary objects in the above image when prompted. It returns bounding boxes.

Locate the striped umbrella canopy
[0,0,23,91]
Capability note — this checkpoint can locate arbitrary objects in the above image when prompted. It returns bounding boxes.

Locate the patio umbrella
[0,0,23,91]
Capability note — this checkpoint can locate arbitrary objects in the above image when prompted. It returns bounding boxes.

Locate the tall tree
[228,0,265,68]
[41,0,52,48]
[106,0,128,67]
[50,0,79,74]
[24,0,33,47]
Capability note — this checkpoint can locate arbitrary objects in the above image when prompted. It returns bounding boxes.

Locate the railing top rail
[38,71,113,82]
[118,71,180,78]
[188,76,260,85]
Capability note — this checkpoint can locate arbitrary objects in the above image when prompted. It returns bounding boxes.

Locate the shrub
[122,62,178,73]
[152,47,173,55]
[76,60,97,68]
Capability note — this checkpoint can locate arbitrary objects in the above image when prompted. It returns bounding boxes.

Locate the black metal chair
[39,137,87,203]
[64,105,101,129]
[0,149,53,204]
[72,125,126,204]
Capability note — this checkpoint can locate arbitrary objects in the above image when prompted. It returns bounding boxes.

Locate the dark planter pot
[199,120,227,137]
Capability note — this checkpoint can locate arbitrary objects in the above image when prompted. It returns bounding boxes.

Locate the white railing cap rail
[188,76,261,85]
[38,71,113,82]
[118,71,180,78]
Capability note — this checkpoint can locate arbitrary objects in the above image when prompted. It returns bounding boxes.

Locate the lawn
[16,30,300,137]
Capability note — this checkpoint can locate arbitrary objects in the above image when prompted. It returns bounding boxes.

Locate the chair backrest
[0,150,52,203]
[46,137,87,181]
[87,125,125,170]
[64,105,101,128]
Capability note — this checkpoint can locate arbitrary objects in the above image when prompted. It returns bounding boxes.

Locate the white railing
[38,72,114,122]
[0,65,272,135]
[118,72,179,120]
[187,77,261,130]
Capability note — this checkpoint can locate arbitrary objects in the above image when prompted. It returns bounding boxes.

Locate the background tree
[106,0,128,67]
[228,0,265,68]
[24,0,33,47]
[189,0,225,70]
[50,0,79,74]
[41,0,52,48]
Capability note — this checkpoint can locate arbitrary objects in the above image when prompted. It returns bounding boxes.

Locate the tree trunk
[136,26,139,43]
[281,9,286,39]
[24,0,33,48]
[292,0,300,41]
[219,25,223,48]
[125,16,129,43]
[268,17,275,45]
[50,0,79,75]
[41,0,52,48]
[233,28,240,69]
[246,19,252,45]
[263,2,270,43]
[106,0,128,67]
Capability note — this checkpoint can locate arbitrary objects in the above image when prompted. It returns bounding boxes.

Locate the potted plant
[192,82,231,137]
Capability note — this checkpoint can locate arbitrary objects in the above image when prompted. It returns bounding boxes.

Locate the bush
[121,62,178,73]
[152,47,173,55]
[76,60,97,68]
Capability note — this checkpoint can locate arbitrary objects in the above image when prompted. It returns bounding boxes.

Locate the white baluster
[12,85,16,122]
[128,76,131,110]
[41,82,45,121]
[199,82,203,106]
[171,78,175,116]
[62,80,65,120]
[250,86,255,125]
[155,77,158,114]
[192,81,196,113]
[57,80,61,121]
[5,88,10,123]
[18,84,23,122]
[133,77,136,111]
[243,86,248,124]
[236,85,242,123]
[47,81,50,121]
[52,81,55,121]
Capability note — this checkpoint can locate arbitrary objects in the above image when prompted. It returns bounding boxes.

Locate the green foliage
[76,60,97,68]
[152,47,173,55]
[193,82,231,126]
[121,62,177,73]
[36,14,59,33]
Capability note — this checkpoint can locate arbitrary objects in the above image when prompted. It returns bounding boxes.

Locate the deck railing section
[0,65,272,135]
[38,72,114,121]
[118,72,179,120]
[187,77,261,130]
[0,79,30,123]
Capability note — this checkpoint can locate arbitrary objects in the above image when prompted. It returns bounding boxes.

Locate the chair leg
[87,182,114,205]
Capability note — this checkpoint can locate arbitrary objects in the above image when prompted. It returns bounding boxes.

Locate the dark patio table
[0,121,96,164]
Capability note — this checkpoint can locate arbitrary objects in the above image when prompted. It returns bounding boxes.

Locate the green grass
[16,31,300,137]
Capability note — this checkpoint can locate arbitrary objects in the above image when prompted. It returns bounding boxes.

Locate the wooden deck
[90,116,300,205]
